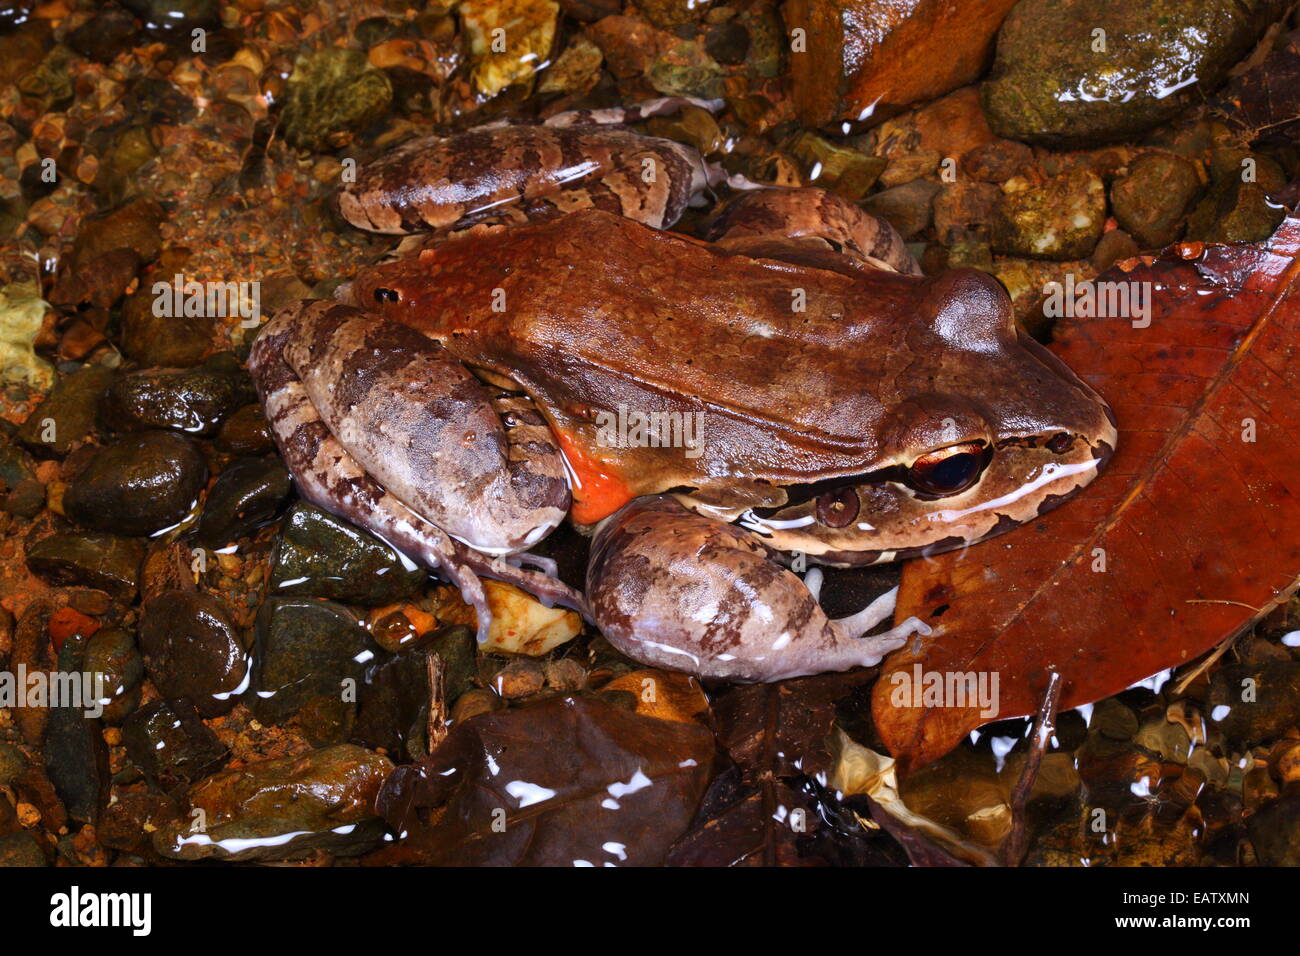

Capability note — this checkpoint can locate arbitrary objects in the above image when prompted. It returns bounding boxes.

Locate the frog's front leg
[250,300,588,640]
[586,497,930,683]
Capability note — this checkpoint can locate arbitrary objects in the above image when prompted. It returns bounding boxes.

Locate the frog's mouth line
[737,432,1085,519]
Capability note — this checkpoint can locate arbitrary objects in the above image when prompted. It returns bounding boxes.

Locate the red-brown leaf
[874,216,1300,770]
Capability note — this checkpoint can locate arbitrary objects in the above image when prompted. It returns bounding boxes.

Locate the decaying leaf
[1216,28,1300,146]
[875,214,1300,769]
[372,694,714,866]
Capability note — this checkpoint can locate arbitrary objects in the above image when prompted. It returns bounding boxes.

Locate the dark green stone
[63,431,207,536]
[194,456,291,548]
[270,502,426,605]
[26,533,144,601]
[251,596,379,744]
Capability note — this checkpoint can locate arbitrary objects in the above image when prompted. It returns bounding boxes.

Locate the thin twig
[1002,670,1062,867]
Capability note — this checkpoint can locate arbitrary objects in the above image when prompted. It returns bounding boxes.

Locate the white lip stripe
[925,458,1099,523]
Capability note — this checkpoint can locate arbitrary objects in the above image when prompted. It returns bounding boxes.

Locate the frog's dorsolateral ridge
[249,102,1117,682]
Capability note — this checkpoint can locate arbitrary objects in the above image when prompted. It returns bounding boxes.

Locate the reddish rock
[783,0,1019,127]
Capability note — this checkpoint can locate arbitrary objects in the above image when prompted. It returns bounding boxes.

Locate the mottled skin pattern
[251,104,1118,682]
[249,302,587,644]
[587,496,929,681]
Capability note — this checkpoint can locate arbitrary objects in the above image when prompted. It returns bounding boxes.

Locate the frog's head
[732,268,1118,566]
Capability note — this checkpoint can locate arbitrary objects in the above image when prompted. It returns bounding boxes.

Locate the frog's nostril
[374,287,401,303]
[816,487,860,528]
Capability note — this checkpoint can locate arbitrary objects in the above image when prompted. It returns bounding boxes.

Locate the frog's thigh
[709,188,922,276]
[276,300,570,554]
[586,497,929,683]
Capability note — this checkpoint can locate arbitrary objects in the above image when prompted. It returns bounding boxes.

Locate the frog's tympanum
[250,99,1117,683]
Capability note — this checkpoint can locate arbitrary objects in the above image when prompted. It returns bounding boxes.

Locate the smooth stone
[270,502,426,605]
[82,626,144,724]
[982,0,1289,147]
[194,455,291,548]
[67,6,140,63]
[122,698,228,793]
[215,403,274,455]
[72,197,164,269]
[153,744,393,862]
[138,590,247,717]
[14,365,115,456]
[991,168,1106,260]
[0,439,35,489]
[119,285,213,368]
[63,431,207,536]
[282,48,393,150]
[862,179,941,240]
[1207,662,1300,747]
[1248,793,1300,865]
[0,832,46,867]
[3,477,43,517]
[44,634,109,824]
[251,597,378,744]
[1110,152,1203,249]
[26,533,144,601]
[102,354,255,436]
[784,0,1020,126]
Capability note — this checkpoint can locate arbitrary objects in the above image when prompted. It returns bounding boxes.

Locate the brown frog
[249,100,1117,683]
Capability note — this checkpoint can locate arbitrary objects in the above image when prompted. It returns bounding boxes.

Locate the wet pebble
[44,634,108,823]
[215,403,274,455]
[1247,792,1300,865]
[26,533,144,602]
[72,197,164,269]
[119,283,214,368]
[153,744,393,862]
[194,455,291,548]
[82,626,144,724]
[982,0,1288,146]
[14,365,114,456]
[1207,661,1300,747]
[0,832,46,867]
[102,354,255,436]
[992,169,1106,260]
[269,502,426,605]
[122,698,228,793]
[97,791,181,856]
[138,590,247,717]
[3,477,43,517]
[862,180,941,240]
[251,596,379,743]
[282,48,393,150]
[67,6,141,62]
[1110,152,1203,248]
[63,431,207,536]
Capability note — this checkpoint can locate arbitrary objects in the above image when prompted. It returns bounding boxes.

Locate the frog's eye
[374,287,401,303]
[905,442,987,497]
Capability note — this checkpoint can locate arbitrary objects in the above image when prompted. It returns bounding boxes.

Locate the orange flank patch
[48,607,100,653]
[555,429,633,524]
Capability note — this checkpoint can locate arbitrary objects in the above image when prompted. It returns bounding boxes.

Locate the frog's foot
[586,497,930,683]
[541,95,725,129]
[249,301,589,641]
[707,187,923,276]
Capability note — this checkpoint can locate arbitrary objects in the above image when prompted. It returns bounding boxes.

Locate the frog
[249,98,1117,683]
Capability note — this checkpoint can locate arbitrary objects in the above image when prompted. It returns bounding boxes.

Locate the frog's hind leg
[338,118,719,236]
[586,496,930,683]
[707,187,923,276]
[250,300,589,640]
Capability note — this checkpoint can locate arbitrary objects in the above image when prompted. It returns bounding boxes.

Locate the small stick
[426,653,448,753]
[1002,670,1062,866]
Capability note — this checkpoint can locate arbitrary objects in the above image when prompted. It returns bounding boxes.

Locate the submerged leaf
[374,694,714,866]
